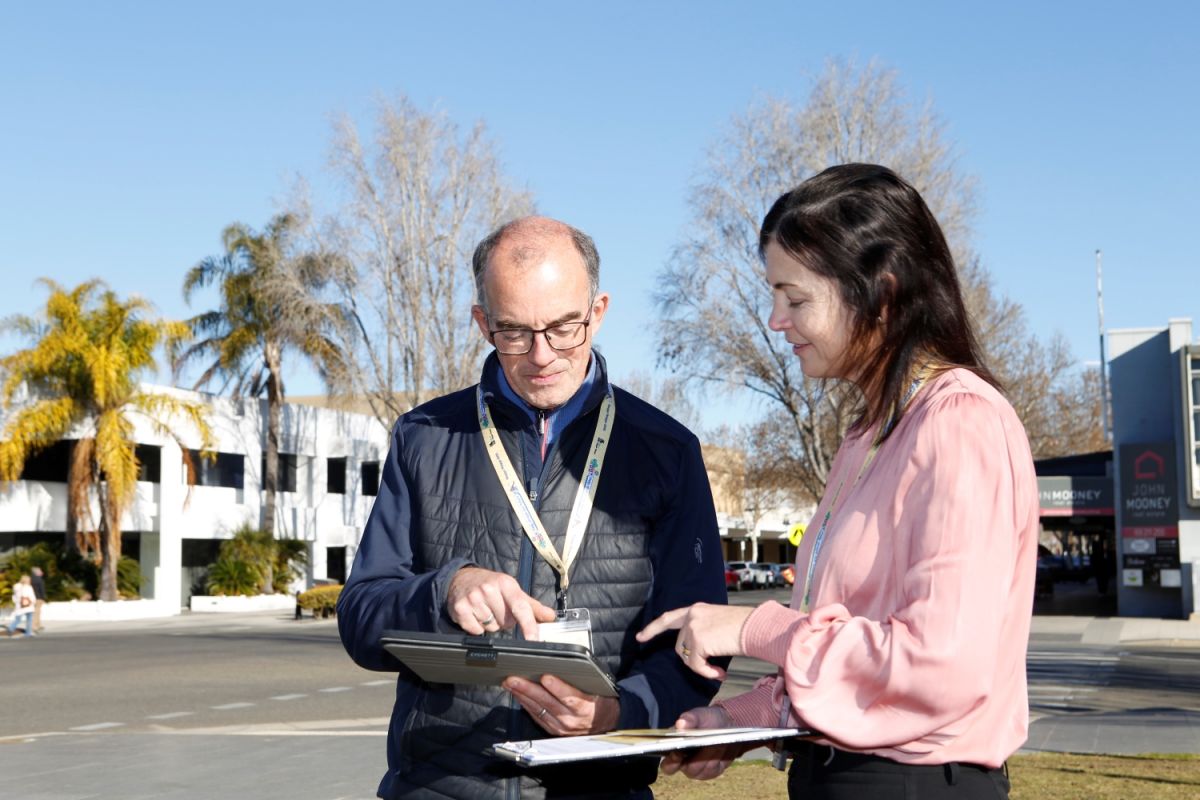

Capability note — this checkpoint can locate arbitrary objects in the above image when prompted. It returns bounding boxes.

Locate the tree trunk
[262,343,283,593]
[97,486,120,602]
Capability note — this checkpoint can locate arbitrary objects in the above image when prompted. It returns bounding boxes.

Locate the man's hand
[660,705,755,781]
[447,566,556,639]
[503,674,620,736]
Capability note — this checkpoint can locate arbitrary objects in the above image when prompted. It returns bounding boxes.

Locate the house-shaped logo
[1133,450,1165,480]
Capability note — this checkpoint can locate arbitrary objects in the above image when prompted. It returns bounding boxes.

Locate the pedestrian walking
[31,566,47,633]
[5,575,37,638]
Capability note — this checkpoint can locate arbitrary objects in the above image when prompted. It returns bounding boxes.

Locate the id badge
[537,608,593,651]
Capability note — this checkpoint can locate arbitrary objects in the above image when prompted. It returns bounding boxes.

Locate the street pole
[1096,249,1110,441]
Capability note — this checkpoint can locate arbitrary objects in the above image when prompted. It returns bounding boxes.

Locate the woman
[638,164,1037,798]
[6,574,37,638]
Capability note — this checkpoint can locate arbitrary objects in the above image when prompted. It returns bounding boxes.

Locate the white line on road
[70,722,125,731]
[361,680,392,686]
[270,693,308,701]
[145,711,195,720]
[318,686,353,693]
[211,702,256,710]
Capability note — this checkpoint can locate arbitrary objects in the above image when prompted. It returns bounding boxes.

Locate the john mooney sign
[1119,442,1180,581]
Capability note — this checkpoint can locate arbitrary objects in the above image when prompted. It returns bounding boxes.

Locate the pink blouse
[720,368,1038,768]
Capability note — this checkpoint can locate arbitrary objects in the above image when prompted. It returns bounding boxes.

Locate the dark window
[18,440,74,482]
[261,452,298,493]
[186,450,245,489]
[135,444,161,483]
[19,440,161,483]
[361,461,380,496]
[181,538,222,567]
[326,457,346,494]
[326,546,347,584]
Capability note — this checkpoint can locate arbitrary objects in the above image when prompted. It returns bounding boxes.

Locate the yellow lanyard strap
[476,386,615,606]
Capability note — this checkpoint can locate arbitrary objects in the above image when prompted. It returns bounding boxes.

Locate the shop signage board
[1119,442,1180,587]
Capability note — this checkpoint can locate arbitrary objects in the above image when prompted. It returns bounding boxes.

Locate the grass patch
[649,753,1200,799]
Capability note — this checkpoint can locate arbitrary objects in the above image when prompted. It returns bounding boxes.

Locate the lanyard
[798,370,929,613]
[476,385,616,609]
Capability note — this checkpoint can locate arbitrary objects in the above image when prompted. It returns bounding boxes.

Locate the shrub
[297,584,342,614]
[209,524,309,595]
[206,557,263,596]
[1,542,98,602]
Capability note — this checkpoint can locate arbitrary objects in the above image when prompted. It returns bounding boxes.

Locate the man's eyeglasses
[487,311,593,356]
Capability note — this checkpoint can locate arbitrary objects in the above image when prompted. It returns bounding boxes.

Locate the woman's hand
[661,705,756,780]
[636,603,755,680]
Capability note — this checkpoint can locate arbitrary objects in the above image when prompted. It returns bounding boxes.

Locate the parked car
[726,561,751,589]
[746,562,776,588]
[767,563,795,587]
[723,564,742,592]
[1035,545,1055,598]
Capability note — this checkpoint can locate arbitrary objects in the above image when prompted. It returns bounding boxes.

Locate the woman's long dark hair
[759,163,998,440]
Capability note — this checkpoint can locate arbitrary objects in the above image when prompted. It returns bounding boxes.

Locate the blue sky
[2,2,1196,428]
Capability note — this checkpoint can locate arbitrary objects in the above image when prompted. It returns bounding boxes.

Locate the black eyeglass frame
[486,306,595,356]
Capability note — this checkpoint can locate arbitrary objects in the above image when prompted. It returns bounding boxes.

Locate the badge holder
[537,607,593,651]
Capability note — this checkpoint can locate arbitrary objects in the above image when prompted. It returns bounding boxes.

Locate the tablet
[380,630,619,697]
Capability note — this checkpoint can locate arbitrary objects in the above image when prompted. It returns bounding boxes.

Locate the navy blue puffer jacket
[338,352,728,799]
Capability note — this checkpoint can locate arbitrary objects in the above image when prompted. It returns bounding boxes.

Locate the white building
[0,385,390,610]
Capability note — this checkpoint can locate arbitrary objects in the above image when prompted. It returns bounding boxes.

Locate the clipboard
[380,630,619,697]
[492,726,813,766]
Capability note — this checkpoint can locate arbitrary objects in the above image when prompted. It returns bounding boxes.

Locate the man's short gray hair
[472,217,600,313]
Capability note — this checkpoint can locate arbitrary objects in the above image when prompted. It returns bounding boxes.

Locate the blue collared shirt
[495,356,598,459]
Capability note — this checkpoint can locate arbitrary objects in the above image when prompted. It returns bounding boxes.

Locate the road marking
[1028,683,1102,691]
[361,680,392,686]
[211,702,255,710]
[70,722,125,731]
[271,693,308,701]
[318,686,352,693]
[145,711,195,720]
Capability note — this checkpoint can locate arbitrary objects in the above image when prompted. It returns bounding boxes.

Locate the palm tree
[177,213,346,542]
[0,279,212,601]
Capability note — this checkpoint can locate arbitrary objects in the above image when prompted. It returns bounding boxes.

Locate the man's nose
[527,332,558,366]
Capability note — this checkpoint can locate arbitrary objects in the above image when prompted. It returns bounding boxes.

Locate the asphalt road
[2,588,1197,799]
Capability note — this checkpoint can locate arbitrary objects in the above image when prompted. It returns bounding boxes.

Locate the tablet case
[380,630,619,697]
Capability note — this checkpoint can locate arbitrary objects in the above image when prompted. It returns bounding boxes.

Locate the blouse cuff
[740,600,802,666]
[716,680,777,728]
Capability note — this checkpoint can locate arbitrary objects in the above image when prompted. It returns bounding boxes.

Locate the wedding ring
[478,613,495,626]
[538,707,548,719]
[679,643,692,659]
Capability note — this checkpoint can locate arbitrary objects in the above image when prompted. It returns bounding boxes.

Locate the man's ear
[472,305,491,340]
[587,292,611,336]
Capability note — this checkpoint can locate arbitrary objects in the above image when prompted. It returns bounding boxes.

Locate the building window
[361,461,380,496]
[260,452,298,493]
[17,440,161,484]
[136,444,161,483]
[186,450,245,489]
[326,546,347,584]
[18,440,73,482]
[326,457,346,495]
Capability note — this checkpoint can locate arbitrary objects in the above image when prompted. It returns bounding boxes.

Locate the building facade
[0,385,390,609]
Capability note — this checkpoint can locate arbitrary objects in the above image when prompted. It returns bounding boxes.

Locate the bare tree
[616,369,703,434]
[656,58,1084,495]
[317,96,535,427]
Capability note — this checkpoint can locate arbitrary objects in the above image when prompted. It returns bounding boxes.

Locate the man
[338,216,727,799]
[31,566,46,633]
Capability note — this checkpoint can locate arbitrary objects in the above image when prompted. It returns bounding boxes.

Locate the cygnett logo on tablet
[466,649,499,666]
